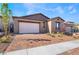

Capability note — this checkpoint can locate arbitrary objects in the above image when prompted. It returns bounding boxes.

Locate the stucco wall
[14,19,47,33]
[51,21,56,32]
[14,20,19,33]
[60,23,65,32]
[51,18,65,32]
[48,20,52,33]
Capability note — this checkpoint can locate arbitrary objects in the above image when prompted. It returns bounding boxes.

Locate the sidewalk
[5,40,79,55]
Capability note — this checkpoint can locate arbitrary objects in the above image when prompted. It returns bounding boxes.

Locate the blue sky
[0,3,79,23]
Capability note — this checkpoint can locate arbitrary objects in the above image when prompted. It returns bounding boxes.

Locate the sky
[0,3,79,23]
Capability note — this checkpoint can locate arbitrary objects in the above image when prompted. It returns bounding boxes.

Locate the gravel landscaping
[4,34,77,52]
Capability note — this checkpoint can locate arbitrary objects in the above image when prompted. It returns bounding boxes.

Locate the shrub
[0,35,12,43]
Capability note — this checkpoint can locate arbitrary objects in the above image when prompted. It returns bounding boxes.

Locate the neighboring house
[0,13,75,34]
[64,21,75,34]
[73,24,79,32]
[48,17,65,33]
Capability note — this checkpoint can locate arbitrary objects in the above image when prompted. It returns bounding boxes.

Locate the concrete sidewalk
[5,40,79,55]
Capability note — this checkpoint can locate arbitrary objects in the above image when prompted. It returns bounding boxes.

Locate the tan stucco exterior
[48,20,52,33]
[13,18,48,33]
[74,25,79,29]
[0,13,74,34]
[48,17,65,33]
[0,16,66,34]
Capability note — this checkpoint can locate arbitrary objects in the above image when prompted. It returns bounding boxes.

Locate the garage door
[19,22,39,33]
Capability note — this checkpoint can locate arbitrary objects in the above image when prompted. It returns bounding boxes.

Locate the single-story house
[0,13,74,34]
[48,17,65,33]
[64,21,75,34]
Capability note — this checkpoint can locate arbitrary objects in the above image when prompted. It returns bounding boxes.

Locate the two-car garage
[19,22,40,34]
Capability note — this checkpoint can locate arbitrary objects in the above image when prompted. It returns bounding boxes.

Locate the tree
[1,3,10,40]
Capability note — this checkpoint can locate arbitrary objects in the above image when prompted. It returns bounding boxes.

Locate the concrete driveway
[5,40,79,55]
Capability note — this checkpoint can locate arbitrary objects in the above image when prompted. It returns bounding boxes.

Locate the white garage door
[19,22,39,33]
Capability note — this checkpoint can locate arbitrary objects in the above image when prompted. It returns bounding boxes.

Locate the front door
[56,22,60,32]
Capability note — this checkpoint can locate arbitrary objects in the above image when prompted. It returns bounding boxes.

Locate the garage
[19,22,40,33]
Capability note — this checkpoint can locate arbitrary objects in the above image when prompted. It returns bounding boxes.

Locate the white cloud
[23,3,36,8]
[55,6,64,14]
[23,4,64,15]
[13,10,23,16]
[70,9,76,14]
[43,6,64,14]
[68,5,77,14]
[68,5,74,11]
[23,3,39,15]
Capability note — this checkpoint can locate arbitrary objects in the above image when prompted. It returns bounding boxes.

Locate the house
[13,13,49,34]
[64,21,75,34]
[48,17,65,33]
[0,13,74,34]
[73,24,79,32]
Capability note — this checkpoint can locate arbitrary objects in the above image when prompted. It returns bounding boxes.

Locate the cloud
[70,9,76,14]
[23,3,39,15]
[23,3,36,8]
[68,5,74,11]
[23,4,64,15]
[12,10,23,16]
[68,5,77,14]
[43,6,64,14]
[55,6,64,14]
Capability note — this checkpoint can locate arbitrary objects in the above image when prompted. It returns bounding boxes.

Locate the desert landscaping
[3,33,79,53]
